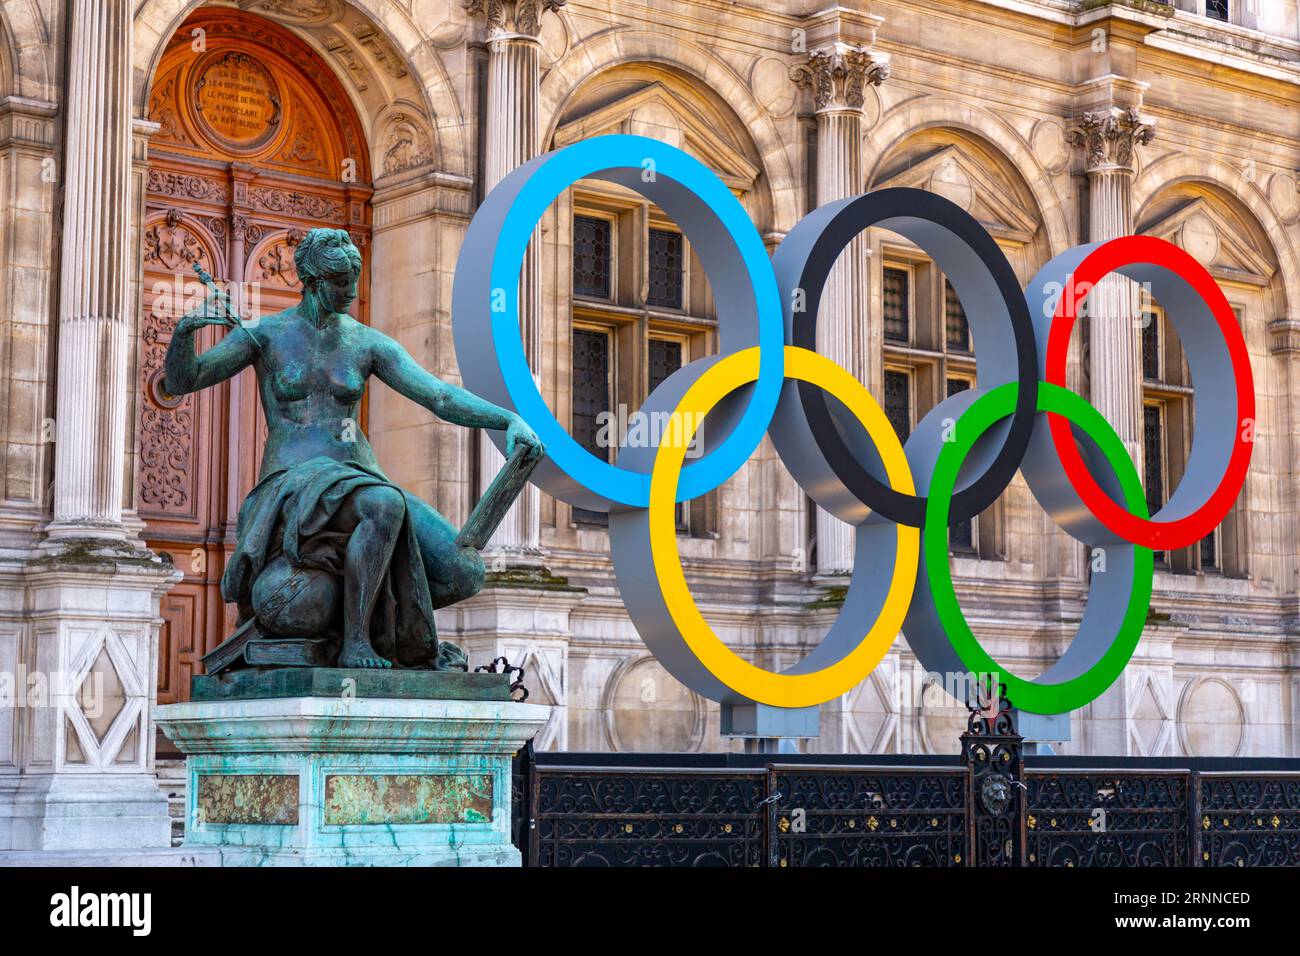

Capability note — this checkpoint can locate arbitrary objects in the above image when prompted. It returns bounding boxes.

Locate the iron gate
[512,706,1300,867]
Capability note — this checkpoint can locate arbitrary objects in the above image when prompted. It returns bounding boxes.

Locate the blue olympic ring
[453,135,784,508]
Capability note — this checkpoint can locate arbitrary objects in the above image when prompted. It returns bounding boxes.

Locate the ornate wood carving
[148,8,370,182]
[247,186,343,220]
[147,66,199,148]
[143,210,209,273]
[254,234,303,290]
[146,169,228,204]
[140,212,213,519]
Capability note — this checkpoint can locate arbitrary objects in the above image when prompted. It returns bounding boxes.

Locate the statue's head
[295,228,362,316]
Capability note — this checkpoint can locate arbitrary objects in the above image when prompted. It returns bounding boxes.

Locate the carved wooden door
[140,9,371,704]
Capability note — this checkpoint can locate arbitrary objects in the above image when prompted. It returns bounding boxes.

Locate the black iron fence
[512,706,1300,867]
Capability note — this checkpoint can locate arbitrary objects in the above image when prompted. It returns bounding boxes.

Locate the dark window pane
[1144,404,1165,564]
[950,517,975,553]
[1142,311,1161,381]
[944,279,970,352]
[572,328,611,525]
[884,370,911,445]
[883,268,910,343]
[648,338,689,532]
[647,229,684,309]
[648,338,683,392]
[1143,404,1165,516]
[1207,0,1229,22]
[573,215,611,299]
[948,375,975,552]
[1201,531,1218,570]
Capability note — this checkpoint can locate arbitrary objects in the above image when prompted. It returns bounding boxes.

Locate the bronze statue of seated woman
[163,228,542,671]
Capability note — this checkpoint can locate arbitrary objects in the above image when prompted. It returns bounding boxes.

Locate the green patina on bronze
[191,668,512,702]
[164,228,544,677]
[197,773,300,825]
[323,773,494,826]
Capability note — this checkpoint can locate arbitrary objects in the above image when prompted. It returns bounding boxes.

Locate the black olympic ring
[772,188,1038,527]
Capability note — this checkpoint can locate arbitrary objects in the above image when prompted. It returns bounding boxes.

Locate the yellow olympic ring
[648,346,919,708]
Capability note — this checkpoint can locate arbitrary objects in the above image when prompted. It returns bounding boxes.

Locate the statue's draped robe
[221,456,438,667]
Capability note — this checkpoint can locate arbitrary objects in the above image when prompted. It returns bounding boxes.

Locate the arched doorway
[140,8,372,703]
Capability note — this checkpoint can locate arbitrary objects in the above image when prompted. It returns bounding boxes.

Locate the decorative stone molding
[204,216,228,243]
[380,112,436,176]
[1066,106,1156,172]
[349,18,409,78]
[321,31,373,92]
[601,655,706,753]
[371,171,475,230]
[463,0,566,39]
[1080,0,1175,17]
[790,47,890,112]
[0,96,59,149]
[229,214,251,243]
[1266,316,1300,354]
[243,0,345,25]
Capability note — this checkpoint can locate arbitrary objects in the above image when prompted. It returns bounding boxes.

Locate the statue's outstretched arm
[370,330,542,458]
[163,302,258,396]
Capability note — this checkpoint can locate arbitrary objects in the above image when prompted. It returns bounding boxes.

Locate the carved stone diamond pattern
[78,646,127,745]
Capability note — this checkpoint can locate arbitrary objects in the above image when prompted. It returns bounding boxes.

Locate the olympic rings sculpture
[453,135,1255,717]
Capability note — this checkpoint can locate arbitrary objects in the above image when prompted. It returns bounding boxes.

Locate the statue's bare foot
[339,639,391,669]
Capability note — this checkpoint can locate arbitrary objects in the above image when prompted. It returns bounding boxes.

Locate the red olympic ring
[1044,235,1255,550]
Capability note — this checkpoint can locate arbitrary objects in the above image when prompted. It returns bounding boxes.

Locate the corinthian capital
[464,0,565,38]
[791,47,889,113]
[1066,107,1156,173]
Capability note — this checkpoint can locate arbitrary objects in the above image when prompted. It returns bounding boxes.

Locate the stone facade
[0,1,1298,806]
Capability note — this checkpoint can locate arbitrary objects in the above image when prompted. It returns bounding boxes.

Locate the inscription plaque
[194,51,282,150]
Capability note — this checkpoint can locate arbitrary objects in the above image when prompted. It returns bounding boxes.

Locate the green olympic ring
[923,381,1153,714]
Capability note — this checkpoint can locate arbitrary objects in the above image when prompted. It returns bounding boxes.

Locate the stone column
[792,42,889,576]
[1065,105,1160,756]
[45,0,136,542]
[466,0,563,571]
[0,0,175,853]
[1066,107,1155,464]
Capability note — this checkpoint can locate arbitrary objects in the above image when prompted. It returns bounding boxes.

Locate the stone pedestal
[0,549,178,851]
[156,676,548,866]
